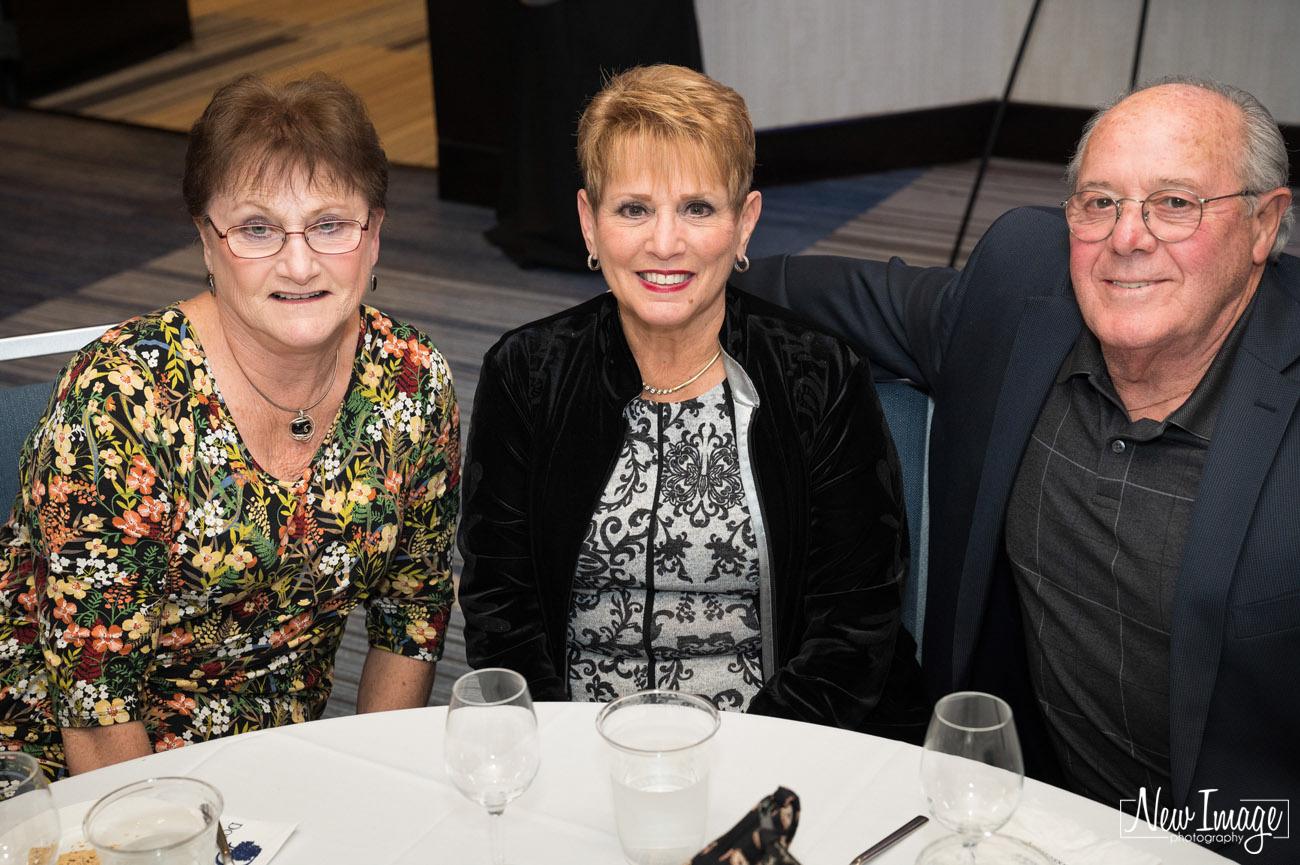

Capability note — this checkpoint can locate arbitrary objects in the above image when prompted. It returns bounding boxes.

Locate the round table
[47,702,1232,864]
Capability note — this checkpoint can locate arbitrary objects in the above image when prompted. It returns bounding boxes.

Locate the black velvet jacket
[457,286,927,737]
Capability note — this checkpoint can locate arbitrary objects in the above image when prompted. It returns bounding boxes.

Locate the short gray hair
[1064,75,1293,259]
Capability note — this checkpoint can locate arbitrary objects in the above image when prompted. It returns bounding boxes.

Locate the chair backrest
[0,381,55,517]
[0,323,110,519]
[876,380,933,655]
[0,324,111,362]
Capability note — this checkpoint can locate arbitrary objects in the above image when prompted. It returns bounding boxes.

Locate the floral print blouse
[0,305,458,774]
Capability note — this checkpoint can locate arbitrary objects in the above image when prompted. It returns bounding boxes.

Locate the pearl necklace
[230,348,339,442]
[642,349,722,396]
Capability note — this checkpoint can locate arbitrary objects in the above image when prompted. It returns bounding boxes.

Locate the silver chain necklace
[642,348,722,396]
[229,348,339,442]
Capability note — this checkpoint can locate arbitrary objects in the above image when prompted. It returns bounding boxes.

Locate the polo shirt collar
[1058,292,1259,441]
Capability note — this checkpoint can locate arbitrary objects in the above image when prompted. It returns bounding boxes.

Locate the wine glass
[917,691,1046,864]
[0,752,60,865]
[444,668,540,865]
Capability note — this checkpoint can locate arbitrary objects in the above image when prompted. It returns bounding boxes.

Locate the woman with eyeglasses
[0,74,458,778]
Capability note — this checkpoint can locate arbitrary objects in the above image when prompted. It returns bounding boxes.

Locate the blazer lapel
[951,294,1082,683]
[1169,270,1300,804]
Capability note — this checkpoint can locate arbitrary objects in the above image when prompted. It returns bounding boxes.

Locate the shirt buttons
[1111,439,1126,454]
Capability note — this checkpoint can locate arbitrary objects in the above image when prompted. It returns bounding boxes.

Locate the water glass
[596,690,720,865]
[0,753,59,865]
[83,777,226,865]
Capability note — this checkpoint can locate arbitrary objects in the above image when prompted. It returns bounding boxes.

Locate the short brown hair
[577,65,754,211]
[182,73,388,217]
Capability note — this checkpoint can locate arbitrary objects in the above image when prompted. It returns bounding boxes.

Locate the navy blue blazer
[737,206,1300,863]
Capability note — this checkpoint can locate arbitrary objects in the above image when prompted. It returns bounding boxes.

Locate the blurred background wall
[697,0,1300,128]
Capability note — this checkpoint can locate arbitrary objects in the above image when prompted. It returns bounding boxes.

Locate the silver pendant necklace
[642,348,722,396]
[230,347,339,442]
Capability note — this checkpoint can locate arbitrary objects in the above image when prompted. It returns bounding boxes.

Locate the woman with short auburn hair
[459,65,926,737]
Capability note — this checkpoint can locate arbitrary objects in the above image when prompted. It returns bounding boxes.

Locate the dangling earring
[587,253,600,272]
[207,273,215,295]
[733,255,750,273]
[370,273,378,292]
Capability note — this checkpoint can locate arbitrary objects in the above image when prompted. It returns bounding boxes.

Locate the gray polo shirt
[1004,297,1252,806]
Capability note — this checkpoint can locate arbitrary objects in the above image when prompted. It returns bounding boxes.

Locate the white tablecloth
[47,702,1231,864]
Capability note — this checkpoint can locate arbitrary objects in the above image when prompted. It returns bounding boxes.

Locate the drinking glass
[444,668,540,865]
[83,776,228,865]
[0,753,59,865]
[596,690,720,865]
[917,691,1047,864]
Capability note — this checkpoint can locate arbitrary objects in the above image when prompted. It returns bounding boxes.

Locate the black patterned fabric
[690,786,802,865]
[566,382,762,710]
[459,287,928,738]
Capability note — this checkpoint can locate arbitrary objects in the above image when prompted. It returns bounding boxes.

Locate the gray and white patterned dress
[566,381,763,712]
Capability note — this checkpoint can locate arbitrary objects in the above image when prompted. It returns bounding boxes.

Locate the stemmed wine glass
[917,691,1047,864]
[444,668,540,865]
[0,752,60,865]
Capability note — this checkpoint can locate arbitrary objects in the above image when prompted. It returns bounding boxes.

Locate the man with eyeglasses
[737,76,1296,863]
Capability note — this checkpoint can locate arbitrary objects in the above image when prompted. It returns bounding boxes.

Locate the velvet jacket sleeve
[740,320,919,732]
[456,342,567,699]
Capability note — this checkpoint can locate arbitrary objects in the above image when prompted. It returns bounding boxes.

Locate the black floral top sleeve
[0,304,458,772]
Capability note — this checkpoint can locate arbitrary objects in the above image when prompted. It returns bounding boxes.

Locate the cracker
[54,846,98,865]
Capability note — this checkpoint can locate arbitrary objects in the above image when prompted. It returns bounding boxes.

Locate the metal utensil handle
[201,803,235,865]
[848,814,929,864]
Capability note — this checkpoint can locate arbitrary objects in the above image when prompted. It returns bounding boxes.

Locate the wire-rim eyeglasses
[1061,188,1257,243]
[205,215,371,259]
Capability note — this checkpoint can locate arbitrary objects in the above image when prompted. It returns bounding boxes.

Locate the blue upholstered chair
[0,381,54,518]
[876,380,932,656]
